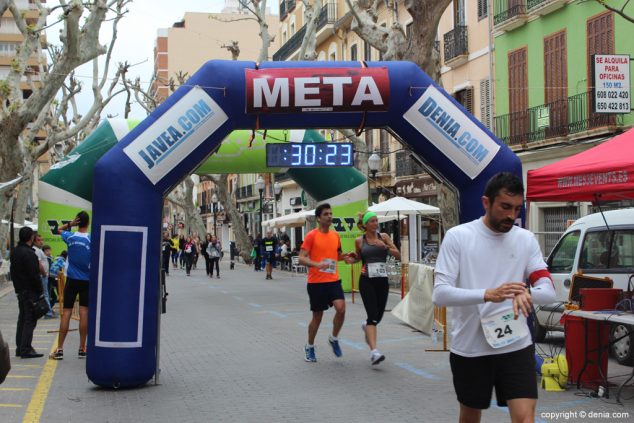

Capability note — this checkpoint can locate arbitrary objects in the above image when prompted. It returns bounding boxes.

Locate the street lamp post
[368,150,381,203]
[256,175,265,238]
[273,181,282,218]
[211,193,218,237]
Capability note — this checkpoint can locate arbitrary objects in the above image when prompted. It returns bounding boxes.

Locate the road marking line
[22,341,59,423]
[0,404,24,408]
[0,388,31,391]
[393,362,439,379]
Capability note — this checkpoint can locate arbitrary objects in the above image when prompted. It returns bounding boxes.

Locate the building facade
[492,0,634,253]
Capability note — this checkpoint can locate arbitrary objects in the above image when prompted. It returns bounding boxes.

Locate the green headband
[362,211,377,226]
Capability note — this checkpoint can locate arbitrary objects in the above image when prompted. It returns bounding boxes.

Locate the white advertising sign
[124,87,228,184]
[403,86,500,179]
[593,54,631,114]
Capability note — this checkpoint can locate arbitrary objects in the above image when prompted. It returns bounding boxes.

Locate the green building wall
[494,1,634,128]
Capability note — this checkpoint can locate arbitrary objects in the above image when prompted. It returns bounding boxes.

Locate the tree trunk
[183,178,206,238]
[211,174,254,264]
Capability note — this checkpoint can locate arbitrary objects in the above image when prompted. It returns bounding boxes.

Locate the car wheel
[610,323,634,366]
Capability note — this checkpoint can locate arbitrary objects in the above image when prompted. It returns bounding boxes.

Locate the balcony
[273,2,337,61]
[443,26,468,68]
[527,0,566,16]
[494,0,528,32]
[493,91,622,149]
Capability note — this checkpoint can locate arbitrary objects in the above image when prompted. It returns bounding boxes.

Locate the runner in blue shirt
[50,211,91,360]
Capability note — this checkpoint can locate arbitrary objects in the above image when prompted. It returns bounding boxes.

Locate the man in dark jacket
[10,227,44,358]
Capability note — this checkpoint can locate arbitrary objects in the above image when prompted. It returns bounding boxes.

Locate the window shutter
[480,79,491,129]
[478,0,488,21]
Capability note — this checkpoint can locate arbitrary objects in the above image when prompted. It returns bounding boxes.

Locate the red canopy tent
[527,128,634,202]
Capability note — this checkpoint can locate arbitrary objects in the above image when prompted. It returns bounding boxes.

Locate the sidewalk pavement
[0,261,633,423]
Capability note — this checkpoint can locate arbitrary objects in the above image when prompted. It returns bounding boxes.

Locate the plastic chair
[291,256,307,274]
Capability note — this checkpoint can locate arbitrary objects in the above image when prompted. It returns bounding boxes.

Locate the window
[364,41,372,61]
[587,11,615,126]
[350,44,358,61]
[454,88,473,115]
[548,230,580,273]
[581,229,634,271]
[453,0,465,26]
[479,79,492,129]
[477,0,487,21]
[508,47,528,140]
[544,30,568,135]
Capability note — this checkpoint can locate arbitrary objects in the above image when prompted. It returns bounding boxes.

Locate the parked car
[534,208,634,365]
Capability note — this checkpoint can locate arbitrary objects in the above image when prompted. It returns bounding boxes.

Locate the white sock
[371,349,379,355]
[306,344,314,348]
[329,335,338,341]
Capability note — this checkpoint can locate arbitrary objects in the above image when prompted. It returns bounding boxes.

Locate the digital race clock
[266,143,354,168]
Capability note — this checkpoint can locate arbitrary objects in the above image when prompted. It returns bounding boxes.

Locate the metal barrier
[426,305,449,352]
[350,261,361,303]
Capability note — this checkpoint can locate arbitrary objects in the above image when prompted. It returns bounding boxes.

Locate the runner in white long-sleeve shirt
[433,172,556,423]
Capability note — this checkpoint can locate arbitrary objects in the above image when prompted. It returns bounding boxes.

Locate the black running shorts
[306,281,344,311]
[63,277,89,309]
[449,344,537,409]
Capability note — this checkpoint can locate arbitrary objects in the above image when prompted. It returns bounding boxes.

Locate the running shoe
[371,350,385,365]
[328,336,343,357]
[304,345,317,362]
[78,349,86,358]
[49,349,63,360]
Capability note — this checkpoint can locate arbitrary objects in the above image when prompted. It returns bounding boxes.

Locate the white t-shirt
[34,246,49,277]
[433,218,551,357]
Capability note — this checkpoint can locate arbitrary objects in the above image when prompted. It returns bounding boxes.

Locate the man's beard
[489,217,514,233]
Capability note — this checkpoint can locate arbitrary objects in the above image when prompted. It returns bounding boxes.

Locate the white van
[535,208,634,365]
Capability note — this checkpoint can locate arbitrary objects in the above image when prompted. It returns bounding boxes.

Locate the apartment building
[491,0,634,252]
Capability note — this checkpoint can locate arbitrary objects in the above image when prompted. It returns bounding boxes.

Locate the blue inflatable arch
[88,60,521,387]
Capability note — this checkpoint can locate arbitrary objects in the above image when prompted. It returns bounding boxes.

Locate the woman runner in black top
[351,211,400,364]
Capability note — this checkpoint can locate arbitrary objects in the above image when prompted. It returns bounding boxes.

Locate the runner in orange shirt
[299,203,356,362]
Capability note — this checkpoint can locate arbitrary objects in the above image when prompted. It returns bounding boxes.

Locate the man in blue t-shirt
[50,211,91,360]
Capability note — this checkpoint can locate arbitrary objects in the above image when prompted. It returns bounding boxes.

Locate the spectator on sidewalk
[183,236,196,276]
[201,234,211,276]
[33,234,53,318]
[50,211,91,360]
[0,329,10,382]
[179,235,186,269]
[10,227,44,358]
[161,232,172,276]
[171,234,179,269]
[42,245,56,318]
[48,251,67,312]
[207,236,222,278]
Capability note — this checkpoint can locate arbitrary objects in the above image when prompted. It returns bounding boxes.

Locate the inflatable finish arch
[88,61,521,387]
